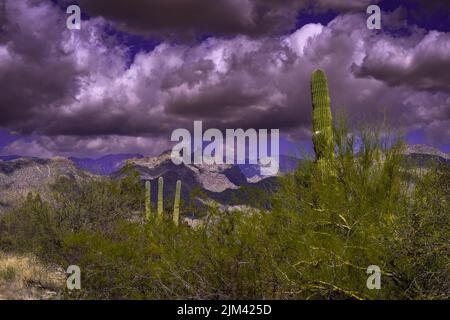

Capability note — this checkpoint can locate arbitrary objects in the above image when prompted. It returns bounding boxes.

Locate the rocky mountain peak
[0,156,91,211]
[404,144,449,160]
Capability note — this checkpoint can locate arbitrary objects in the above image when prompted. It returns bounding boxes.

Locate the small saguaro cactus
[173,180,182,226]
[145,181,151,220]
[311,69,335,171]
[145,177,182,225]
[157,176,164,221]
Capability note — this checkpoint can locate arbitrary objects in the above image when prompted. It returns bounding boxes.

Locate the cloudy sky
[0,0,449,157]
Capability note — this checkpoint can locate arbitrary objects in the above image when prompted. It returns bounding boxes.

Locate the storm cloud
[69,0,379,40]
[352,31,450,92]
[0,0,449,156]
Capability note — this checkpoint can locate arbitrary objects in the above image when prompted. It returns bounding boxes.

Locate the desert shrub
[0,122,448,300]
[58,209,273,299]
[260,122,449,299]
[265,130,408,299]
[0,171,143,262]
[0,266,17,282]
[0,193,62,261]
[388,163,450,299]
[60,218,202,299]
[50,171,143,233]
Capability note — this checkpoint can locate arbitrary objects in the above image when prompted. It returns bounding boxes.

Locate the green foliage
[0,172,144,263]
[0,193,62,261]
[271,132,406,299]
[0,122,448,300]
[388,163,450,299]
[0,266,17,282]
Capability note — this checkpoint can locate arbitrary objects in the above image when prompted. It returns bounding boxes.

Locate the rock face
[0,157,91,211]
[0,152,279,213]
[121,152,246,193]
[238,154,301,181]
[111,151,263,206]
[69,154,144,175]
[402,144,450,167]
[0,144,446,213]
[404,144,449,160]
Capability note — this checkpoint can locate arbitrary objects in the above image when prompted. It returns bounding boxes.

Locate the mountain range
[0,144,447,213]
[69,154,144,175]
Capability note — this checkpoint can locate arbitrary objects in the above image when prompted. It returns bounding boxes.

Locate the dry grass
[0,251,65,300]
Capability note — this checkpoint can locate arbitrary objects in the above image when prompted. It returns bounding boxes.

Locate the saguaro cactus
[145,181,151,220]
[145,177,182,225]
[157,177,164,221]
[173,180,182,226]
[311,69,334,170]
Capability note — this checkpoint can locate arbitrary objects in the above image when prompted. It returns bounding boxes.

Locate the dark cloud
[352,31,450,92]
[1,135,170,158]
[0,0,83,133]
[412,0,450,13]
[0,0,130,135]
[0,1,7,43]
[74,0,379,40]
[396,0,450,32]
[314,0,378,12]
[0,0,449,157]
[75,0,301,40]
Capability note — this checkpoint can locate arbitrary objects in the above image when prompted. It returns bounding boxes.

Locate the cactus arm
[157,177,164,221]
[173,180,181,226]
[145,180,151,220]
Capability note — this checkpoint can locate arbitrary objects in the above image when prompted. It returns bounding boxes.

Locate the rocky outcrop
[403,144,449,160]
[0,144,446,213]
[402,144,450,167]
[111,151,276,207]
[69,153,144,175]
[0,157,91,211]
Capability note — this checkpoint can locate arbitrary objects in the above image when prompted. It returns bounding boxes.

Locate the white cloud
[1,1,449,157]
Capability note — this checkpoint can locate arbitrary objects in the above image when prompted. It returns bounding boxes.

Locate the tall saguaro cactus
[311,69,335,170]
[145,181,151,220]
[173,180,181,226]
[157,177,164,221]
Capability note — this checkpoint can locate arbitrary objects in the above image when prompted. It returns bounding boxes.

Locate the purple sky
[0,0,449,157]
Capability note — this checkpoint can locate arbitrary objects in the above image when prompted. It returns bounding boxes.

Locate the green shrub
[0,124,448,300]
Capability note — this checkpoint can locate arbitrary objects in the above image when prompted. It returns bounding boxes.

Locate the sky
[0,0,449,158]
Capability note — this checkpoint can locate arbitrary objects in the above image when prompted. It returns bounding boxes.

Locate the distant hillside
[0,155,21,161]
[112,152,279,208]
[0,157,91,211]
[0,144,447,213]
[69,154,144,175]
[404,144,449,160]
[402,144,450,167]
[238,154,301,181]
